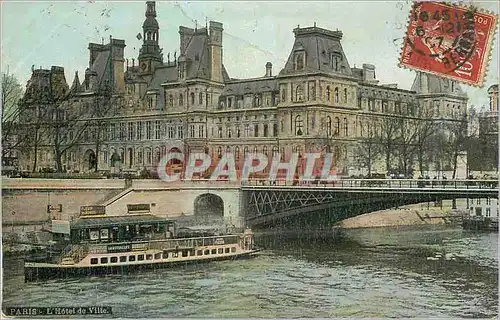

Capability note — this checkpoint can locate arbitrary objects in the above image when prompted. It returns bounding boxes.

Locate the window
[235,146,240,160]
[198,125,205,138]
[334,117,340,136]
[231,247,236,253]
[146,254,153,260]
[218,126,223,138]
[197,250,203,256]
[154,253,162,259]
[91,258,98,265]
[177,125,183,139]
[253,146,258,155]
[326,86,331,101]
[294,51,305,70]
[211,249,217,254]
[294,115,303,136]
[334,88,339,103]
[218,248,224,254]
[129,255,136,262]
[326,116,332,136]
[101,257,108,264]
[146,121,152,140]
[295,84,304,101]
[344,88,348,103]
[254,124,259,137]
[204,249,210,255]
[217,147,222,159]
[138,254,144,261]
[227,127,232,138]
[190,92,195,105]
[182,250,189,257]
[163,252,169,259]
[120,256,127,262]
[273,123,278,136]
[137,122,143,140]
[169,94,174,107]
[199,92,203,105]
[263,124,269,137]
[128,123,134,140]
[244,125,250,137]
[225,248,230,253]
[244,146,249,158]
[236,127,241,138]
[179,93,184,106]
[486,208,491,217]
[331,54,341,71]
[263,146,268,157]
[344,118,348,136]
[155,121,161,139]
[110,257,118,263]
[189,125,195,138]
[119,123,125,141]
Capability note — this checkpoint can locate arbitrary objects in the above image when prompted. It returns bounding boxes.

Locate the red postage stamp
[400,1,498,87]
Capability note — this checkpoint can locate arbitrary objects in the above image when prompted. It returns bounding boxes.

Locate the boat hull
[25,250,261,282]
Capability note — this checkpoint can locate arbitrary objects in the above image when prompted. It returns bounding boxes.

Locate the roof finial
[314,22,316,27]
[205,17,208,29]
[195,20,197,31]
[297,24,300,29]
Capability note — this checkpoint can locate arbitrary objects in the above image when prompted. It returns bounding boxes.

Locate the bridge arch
[194,193,224,217]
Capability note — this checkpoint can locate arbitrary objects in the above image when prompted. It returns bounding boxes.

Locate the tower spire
[138,1,162,73]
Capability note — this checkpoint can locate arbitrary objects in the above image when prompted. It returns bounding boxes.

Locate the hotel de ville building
[17,1,468,177]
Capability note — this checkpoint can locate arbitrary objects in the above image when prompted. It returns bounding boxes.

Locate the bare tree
[413,109,438,176]
[354,122,381,177]
[446,111,469,179]
[377,115,399,174]
[394,117,419,177]
[1,70,24,158]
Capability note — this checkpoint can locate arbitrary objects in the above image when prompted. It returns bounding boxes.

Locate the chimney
[362,64,376,82]
[110,38,126,93]
[209,21,224,83]
[179,26,195,55]
[265,62,272,77]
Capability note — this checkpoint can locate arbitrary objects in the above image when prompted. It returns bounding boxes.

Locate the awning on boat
[70,214,174,230]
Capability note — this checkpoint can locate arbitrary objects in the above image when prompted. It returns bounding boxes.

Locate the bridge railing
[240,179,499,189]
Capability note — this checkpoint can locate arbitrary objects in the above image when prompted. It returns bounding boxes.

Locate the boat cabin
[70,214,177,245]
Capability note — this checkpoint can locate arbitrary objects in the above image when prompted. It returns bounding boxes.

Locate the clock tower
[138,1,162,74]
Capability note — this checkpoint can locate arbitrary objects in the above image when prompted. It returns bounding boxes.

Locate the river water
[2,226,498,318]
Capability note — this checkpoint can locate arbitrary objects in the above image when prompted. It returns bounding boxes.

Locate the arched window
[227,127,232,138]
[334,117,340,136]
[244,146,249,157]
[235,146,240,160]
[190,92,195,105]
[326,116,332,136]
[272,146,279,157]
[263,146,268,157]
[199,92,203,105]
[263,124,269,137]
[179,93,184,106]
[294,115,303,136]
[295,84,304,101]
[334,88,339,103]
[155,148,161,163]
[344,88,348,103]
[295,52,305,70]
[169,94,174,107]
[343,117,348,136]
[253,146,258,155]
[226,146,231,154]
[326,86,331,101]
[217,146,222,159]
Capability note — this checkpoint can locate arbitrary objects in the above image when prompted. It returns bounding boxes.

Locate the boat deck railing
[83,234,242,255]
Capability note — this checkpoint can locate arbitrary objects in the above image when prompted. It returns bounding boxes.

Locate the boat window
[189,249,196,256]
[146,254,153,260]
[91,258,98,265]
[172,252,178,258]
[101,257,108,264]
[163,252,169,259]
[120,256,127,262]
[204,249,210,255]
[182,250,189,257]
[154,253,161,260]
[129,255,136,262]
[225,248,230,253]
[231,247,236,253]
[138,254,145,261]
[197,250,203,256]
[211,249,217,254]
[218,248,224,254]
[110,257,118,263]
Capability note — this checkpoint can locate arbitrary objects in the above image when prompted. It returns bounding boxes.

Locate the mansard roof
[279,26,352,77]
[222,77,278,96]
[411,72,467,97]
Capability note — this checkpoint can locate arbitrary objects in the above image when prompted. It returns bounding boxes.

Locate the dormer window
[295,84,304,102]
[294,47,306,71]
[330,53,342,71]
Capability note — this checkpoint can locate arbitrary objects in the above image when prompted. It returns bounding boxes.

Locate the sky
[1,0,499,109]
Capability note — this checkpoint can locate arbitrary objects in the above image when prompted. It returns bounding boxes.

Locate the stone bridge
[2,178,498,230]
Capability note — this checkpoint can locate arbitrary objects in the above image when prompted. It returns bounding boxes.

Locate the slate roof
[411,72,466,96]
[280,26,352,76]
[70,71,82,93]
[222,77,278,96]
[146,65,177,109]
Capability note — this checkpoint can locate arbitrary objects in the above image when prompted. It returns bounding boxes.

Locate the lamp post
[11,211,15,232]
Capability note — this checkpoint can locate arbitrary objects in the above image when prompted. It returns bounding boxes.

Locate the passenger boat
[24,209,260,281]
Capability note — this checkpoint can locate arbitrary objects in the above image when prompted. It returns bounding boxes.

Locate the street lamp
[11,211,15,232]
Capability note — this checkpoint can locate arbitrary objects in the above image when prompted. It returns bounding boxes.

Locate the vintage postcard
[2,1,498,319]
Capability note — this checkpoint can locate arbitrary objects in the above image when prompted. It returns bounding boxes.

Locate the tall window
[168,126,175,139]
[272,146,279,157]
[110,123,116,140]
[236,127,241,138]
[119,123,125,141]
[254,124,259,137]
[189,125,195,138]
[344,88,348,103]
[295,84,304,101]
[334,88,339,103]
[179,93,184,106]
[263,146,268,157]
[199,92,203,105]
[326,116,332,136]
[137,122,143,140]
[128,122,134,141]
[218,126,222,138]
[235,146,240,160]
[155,121,161,139]
[227,127,232,138]
[294,115,303,136]
[177,125,183,139]
[295,52,305,70]
[169,94,174,107]
[198,125,205,138]
[146,121,152,140]
[190,92,195,105]
[326,86,331,101]
[245,124,250,137]
[217,147,222,159]
[273,123,278,137]
[263,124,269,137]
[244,146,249,158]
[334,117,340,136]
[343,117,348,136]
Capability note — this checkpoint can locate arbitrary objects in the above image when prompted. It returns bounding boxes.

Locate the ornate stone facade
[17,1,468,177]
